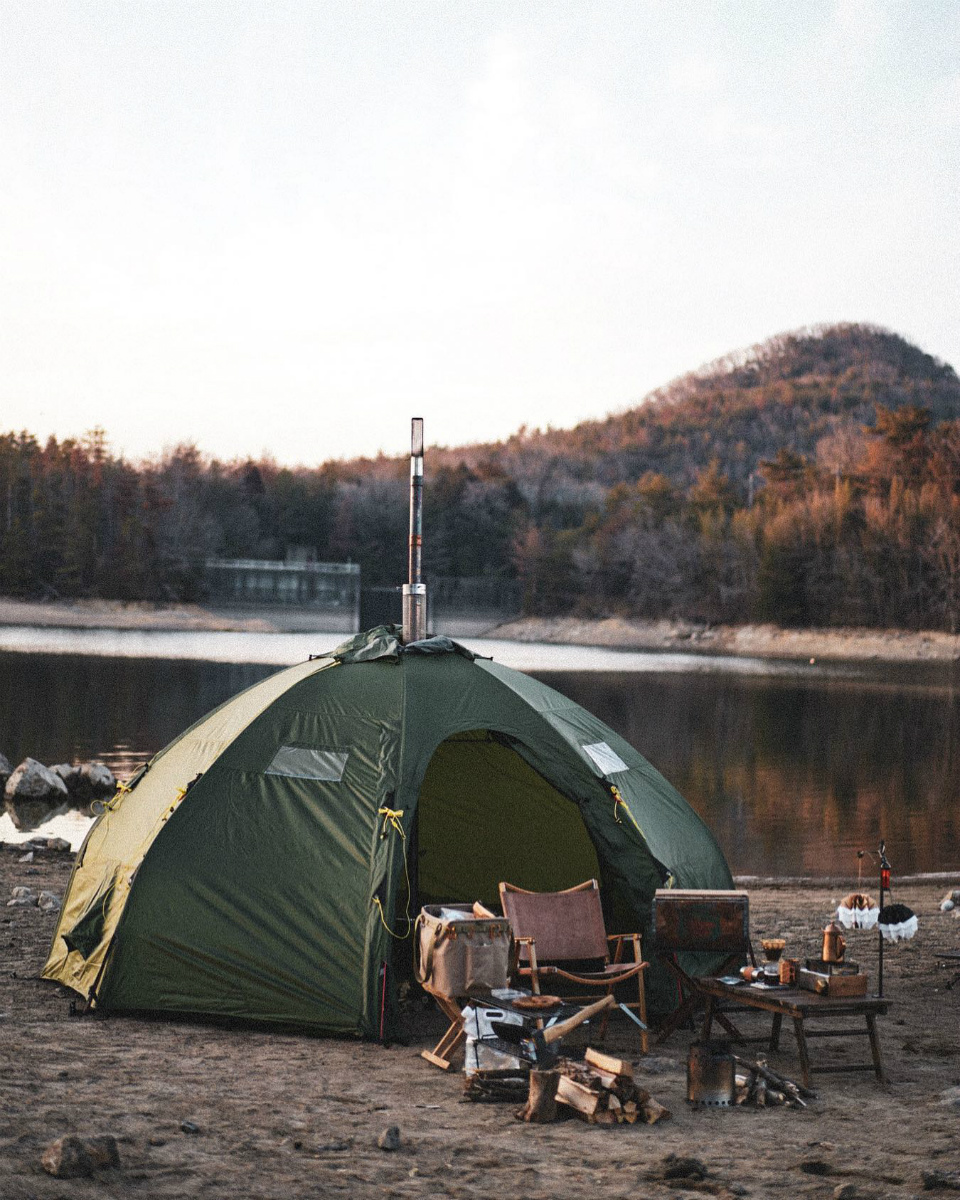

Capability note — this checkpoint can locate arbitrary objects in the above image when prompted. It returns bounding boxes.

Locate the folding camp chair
[652,888,755,1044]
[498,879,649,1052]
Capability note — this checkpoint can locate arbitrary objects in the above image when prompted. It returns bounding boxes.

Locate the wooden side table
[696,977,891,1087]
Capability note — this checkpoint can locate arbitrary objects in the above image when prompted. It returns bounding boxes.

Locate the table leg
[792,1017,811,1088]
[769,1012,783,1052]
[714,1011,745,1041]
[866,1012,887,1086]
[701,994,715,1041]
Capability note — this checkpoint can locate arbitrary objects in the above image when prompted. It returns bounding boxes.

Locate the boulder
[50,763,82,793]
[5,758,69,803]
[23,836,72,854]
[4,759,69,830]
[0,752,11,789]
[71,762,117,805]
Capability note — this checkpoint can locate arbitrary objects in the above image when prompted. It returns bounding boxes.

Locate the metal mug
[779,957,798,985]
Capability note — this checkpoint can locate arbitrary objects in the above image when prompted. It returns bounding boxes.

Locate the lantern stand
[877,840,891,998]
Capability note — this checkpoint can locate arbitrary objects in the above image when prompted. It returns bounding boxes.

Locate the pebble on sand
[377,1126,401,1151]
[41,1135,120,1178]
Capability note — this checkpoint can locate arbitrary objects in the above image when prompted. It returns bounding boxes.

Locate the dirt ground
[2,850,958,1200]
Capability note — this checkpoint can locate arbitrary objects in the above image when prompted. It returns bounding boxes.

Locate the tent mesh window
[582,741,629,775]
[264,746,349,782]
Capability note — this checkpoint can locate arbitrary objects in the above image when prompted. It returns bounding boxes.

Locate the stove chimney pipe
[402,417,426,643]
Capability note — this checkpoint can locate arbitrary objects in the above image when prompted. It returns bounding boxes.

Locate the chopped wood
[588,1067,624,1091]
[639,1097,671,1124]
[584,1047,633,1079]
[462,1072,529,1104]
[592,1109,618,1124]
[555,1074,603,1117]
[549,1055,668,1125]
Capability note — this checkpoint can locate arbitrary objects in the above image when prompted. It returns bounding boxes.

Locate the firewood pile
[460,1048,672,1126]
[732,1055,814,1109]
[551,1048,671,1125]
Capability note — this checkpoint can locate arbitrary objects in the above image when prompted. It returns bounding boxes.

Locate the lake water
[1,628,958,878]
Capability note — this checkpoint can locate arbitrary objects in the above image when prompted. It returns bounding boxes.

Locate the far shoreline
[485,614,960,666]
[0,596,957,667]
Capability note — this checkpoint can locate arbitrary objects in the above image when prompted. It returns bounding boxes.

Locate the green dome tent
[44,627,733,1036]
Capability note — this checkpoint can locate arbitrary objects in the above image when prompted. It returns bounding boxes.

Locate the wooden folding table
[697,977,891,1087]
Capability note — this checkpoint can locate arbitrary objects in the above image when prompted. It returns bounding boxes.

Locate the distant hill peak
[644,322,957,410]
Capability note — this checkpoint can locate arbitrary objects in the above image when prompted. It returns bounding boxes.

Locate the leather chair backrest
[500,880,608,964]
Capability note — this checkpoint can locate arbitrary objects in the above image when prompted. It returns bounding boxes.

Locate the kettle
[822,920,846,963]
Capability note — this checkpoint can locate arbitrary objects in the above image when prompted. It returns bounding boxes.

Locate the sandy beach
[2,847,958,1199]
[488,616,960,666]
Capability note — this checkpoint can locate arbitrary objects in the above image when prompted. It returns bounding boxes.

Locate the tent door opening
[414,728,601,913]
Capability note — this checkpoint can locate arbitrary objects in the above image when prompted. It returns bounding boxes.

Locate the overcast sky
[1,1,957,465]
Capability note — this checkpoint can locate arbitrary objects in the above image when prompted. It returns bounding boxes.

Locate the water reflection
[546,671,960,877]
[0,650,957,875]
[0,653,275,848]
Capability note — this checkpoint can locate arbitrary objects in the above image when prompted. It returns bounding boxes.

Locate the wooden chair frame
[499,879,649,1053]
[652,888,756,1044]
[420,989,467,1071]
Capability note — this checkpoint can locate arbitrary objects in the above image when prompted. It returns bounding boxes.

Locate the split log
[553,1055,666,1125]
[593,1109,618,1125]
[584,1047,633,1079]
[520,1069,559,1123]
[639,1097,671,1124]
[555,1074,603,1117]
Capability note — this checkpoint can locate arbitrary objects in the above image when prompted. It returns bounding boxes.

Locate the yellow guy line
[375,807,412,939]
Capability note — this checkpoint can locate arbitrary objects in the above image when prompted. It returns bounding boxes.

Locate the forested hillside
[3,323,960,631]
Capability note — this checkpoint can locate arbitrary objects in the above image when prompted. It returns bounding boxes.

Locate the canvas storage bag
[415,904,512,996]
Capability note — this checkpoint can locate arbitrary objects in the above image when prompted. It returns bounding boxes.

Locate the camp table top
[697,976,892,1088]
